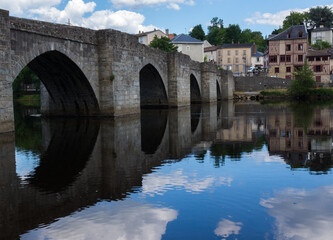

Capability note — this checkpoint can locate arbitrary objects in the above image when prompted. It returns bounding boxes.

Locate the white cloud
[0,0,160,34]
[141,169,233,196]
[0,0,61,15]
[110,0,195,10]
[214,218,243,238]
[244,4,333,27]
[21,200,178,240]
[260,185,333,240]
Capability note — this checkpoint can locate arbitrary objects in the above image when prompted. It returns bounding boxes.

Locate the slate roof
[252,51,264,57]
[135,29,164,37]
[312,27,332,32]
[220,43,253,48]
[307,48,332,57]
[171,34,203,43]
[269,25,308,41]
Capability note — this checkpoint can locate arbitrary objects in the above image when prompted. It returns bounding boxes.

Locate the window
[298,130,303,137]
[228,50,231,56]
[186,45,190,51]
[298,55,303,62]
[286,55,291,62]
[315,65,322,72]
[323,56,328,61]
[257,57,260,62]
[286,67,291,72]
[287,33,291,38]
[275,67,279,73]
[235,65,239,71]
[235,58,239,63]
[218,51,221,56]
[316,57,321,61]
[316,76,321,82]
[309,57,314,61]
[235,50,238,55]
[286,75,292,79]
[298,44,303,50]
[286,44,291,51]
[298,32,303,38]
[295,66,302,71]
[269,56,277,63]
[243,50,246,55]
[280,55,285,62]
[228,58,231,63]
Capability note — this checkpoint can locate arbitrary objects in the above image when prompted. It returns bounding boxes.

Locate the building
[267,25,308,79]
[307,48,333,83]
[251,51,264,69]
[204,45,218,63]
[216,43,255,74]
[136,29,168,45]
[311,25,333,45]
[171,34,204,62]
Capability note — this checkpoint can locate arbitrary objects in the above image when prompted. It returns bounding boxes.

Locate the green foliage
[110,73,115,81]
[207,17,224,46]
[288,61,315,97]
[204,55,208,62]
[13,66,40,98]
[311,39,331,50]
[189,24,205,41]
[260,90,288,96]
[283,12,309,29]
[224,24,242,43]
[308,6,333,29]
[239,29,267,52]
[310,88,333,96]
[289,101,315,132]
[149,36,178,52]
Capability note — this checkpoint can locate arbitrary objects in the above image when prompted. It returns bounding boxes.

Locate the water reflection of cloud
[214,218,243,238]
[15,150,40,182]
[21,200,177,240]
[142,170,233,196]
[249,151,285,164]
[260,185,333,240]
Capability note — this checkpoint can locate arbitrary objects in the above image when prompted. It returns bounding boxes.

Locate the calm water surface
[1,101,333,240]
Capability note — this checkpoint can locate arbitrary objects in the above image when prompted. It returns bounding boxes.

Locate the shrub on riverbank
[288,61,316,98]
[260,89,288,96]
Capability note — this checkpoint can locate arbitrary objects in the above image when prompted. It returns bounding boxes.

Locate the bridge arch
[12,47,100,116]
[139,63,168,108]
[190,74,202,103]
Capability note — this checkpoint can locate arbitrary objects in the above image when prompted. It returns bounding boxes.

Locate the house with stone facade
[216,43,255,74]
[171,34,204,62]
[307,48,333,83]
[267,25,308,79]
[204,45,218,63]
[135,29,168,45]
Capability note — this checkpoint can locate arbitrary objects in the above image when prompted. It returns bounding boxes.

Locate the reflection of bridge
[0,102,234,239]
[0,9,234,134]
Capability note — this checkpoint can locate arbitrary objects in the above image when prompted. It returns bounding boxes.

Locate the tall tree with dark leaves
[189,24,206,41]
[308,6,333,29]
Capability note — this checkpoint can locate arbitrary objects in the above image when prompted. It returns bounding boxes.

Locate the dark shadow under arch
[139,64,168,108]
[190,74,201,103]
[217,80,222,101]
[141,109,168,154]
[191,104,202,134]
[26,51,99,116]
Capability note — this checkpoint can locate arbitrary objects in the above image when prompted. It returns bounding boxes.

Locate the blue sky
[0,0,332,37]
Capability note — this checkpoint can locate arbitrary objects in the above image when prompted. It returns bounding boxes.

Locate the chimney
[166,29,169,35]
[253,43,257,54]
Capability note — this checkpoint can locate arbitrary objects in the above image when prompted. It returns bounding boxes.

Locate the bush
[288,61,315,98]
[310,88,333,96]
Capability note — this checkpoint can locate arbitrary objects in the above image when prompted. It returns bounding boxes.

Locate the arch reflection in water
[28,119,100,192]
[141,109,168,154]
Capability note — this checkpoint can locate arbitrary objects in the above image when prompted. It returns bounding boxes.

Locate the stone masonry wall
[234,76,290,92]
[0,10,14,133]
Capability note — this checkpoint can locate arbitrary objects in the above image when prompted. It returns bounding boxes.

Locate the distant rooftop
[220,43,254,48]
[135,29,165,37]
[252,51,264,57]
[311,26,332,32]
[204,46,218,52]
[307,48,333,57]
[171,34,203,43]
[269,25,308,41]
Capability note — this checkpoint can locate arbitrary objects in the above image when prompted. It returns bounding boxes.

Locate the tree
[282,12,309,29]
[149,36,178,52]
[311,39,331,50]
[308,6,333,29]
[189,24,205,41]
[207,17,224,46]
[224,24,241,43]
[289,61,315,97]
[12,66,40,98]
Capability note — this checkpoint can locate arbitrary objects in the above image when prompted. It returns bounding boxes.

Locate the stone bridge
[0,9,234,134]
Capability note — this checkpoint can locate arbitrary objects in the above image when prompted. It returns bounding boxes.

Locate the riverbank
[14,94,40,107]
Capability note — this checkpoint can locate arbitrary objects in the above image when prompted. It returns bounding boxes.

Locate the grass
[14,94,41,107]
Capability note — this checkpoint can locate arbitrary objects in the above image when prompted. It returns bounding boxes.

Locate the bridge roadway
[0,9,234,134]
[0,102,235,239]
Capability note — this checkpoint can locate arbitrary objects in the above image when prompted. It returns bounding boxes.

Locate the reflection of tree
[307,152,333,174]
[210,135,266,167]
[14,102,43,154]
[289,102,315,132]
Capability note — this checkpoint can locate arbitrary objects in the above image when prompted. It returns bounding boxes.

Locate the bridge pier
[0,10,14,133]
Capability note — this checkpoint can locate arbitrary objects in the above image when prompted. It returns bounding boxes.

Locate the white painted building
[171,34,204,62]
[311,25,333,45]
